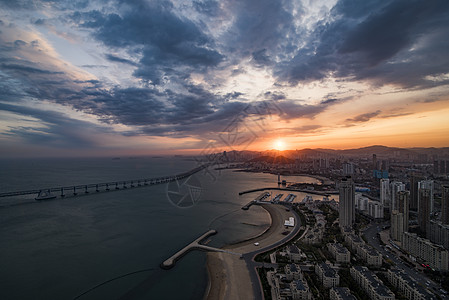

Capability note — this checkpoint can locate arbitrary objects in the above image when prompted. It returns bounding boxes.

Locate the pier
[238,187,336,196]
[161,230,241,269]
[0,164,209,200]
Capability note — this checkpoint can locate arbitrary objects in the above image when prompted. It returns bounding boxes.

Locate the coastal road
[363,223,448,299]
[243,204,302,300]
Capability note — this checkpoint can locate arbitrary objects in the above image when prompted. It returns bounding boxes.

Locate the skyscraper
[419,180,434,213]
[398,191,410,233]
[390,211,404,242]
[410,173,423,211]
[442,185,449,225]
[390,191,409,243]
[339,177,355,229]
[418,188,431,236]
[380,178,390,208]
[390,181,405,211]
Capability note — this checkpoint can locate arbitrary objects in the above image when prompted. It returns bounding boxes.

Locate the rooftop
[293,279,307,291]
[331,287,357,300]
[353,266,394,298]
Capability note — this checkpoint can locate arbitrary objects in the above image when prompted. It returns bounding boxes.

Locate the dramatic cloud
[0,0,448,155]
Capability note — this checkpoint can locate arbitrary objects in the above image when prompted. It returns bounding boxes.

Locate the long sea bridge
[0,164,208,200]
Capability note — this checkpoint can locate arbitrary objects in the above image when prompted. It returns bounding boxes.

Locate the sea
[0,156,328,300]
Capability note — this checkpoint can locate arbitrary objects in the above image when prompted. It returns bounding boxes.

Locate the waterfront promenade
[161,230,241,269]
[205,203,301,300]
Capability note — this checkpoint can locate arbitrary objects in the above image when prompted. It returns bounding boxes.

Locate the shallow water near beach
[0,157,323,299]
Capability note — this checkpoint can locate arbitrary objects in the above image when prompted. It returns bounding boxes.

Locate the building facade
[328,243,350,263]
[387,268,435,300]
[442,185,449,225]
[339,176,355,229]
[380,178,390,208]
[350,266,395,300]
[402,232,449,271]
[329,287,357,300]
[315,263,340,288]
[418,188,431,235]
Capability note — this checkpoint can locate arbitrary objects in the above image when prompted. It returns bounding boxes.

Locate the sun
[274,139,285,151]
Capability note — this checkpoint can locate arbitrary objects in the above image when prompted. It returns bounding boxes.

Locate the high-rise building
[419,180,434,213]
[372,154,377,170]
[418,188,431,236]
[442,185,449,225]
[409,174,423,211]
[343,162,354,175]
[380,178,390,208]
[391,191,410,243]
[398,191,410,233]
[390,181,405,211]
[391,211,404,242]
[339,177,355,229]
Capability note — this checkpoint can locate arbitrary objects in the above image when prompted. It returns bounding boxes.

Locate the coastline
[204,203,293,300]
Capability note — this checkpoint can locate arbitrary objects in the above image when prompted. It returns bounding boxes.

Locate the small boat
[35,190,56,201]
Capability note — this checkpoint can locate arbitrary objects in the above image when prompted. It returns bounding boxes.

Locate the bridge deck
[0,164,208,199]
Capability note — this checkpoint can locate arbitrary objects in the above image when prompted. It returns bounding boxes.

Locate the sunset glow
[273,139,286,151]
[0,1,448,157]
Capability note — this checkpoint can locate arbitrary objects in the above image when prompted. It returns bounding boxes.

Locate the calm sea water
[0,157,322,300]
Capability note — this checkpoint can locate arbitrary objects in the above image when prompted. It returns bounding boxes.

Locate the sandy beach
[205,204,295,300]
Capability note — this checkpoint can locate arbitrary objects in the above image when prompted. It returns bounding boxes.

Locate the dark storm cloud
[277,0,449,89]
[0,102,108,148]
[263,91,286,101]
[104,54,137,66]
[193,0,221,17]
[222,0,296,66]
[1,63,64,75]
[71,0,223,85]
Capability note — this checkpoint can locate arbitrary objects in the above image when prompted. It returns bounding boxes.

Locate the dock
[161,230,241,269]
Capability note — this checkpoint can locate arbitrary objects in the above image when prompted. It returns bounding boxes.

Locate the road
[243,205,302,300]
[363,222,448,299]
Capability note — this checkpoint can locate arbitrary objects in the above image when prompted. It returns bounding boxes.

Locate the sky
[0,0,449,157]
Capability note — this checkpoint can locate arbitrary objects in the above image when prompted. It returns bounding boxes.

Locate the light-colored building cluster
[402,232,449,271]
[355,194,384,219]
[327,243,350,263]
[357,244,383,266]
[345,233,382,266]
[302,205,327,245]
[350,266,395,300]
[329,287,357,300]
[387,268,436,300]
[267,263,312,300]
[283,244,306,263]
[315,263,339,288]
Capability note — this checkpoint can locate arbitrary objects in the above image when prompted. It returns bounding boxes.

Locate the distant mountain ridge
[222,145,449,159]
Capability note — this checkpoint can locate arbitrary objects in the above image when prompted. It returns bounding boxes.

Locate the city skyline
[1,0,449,157]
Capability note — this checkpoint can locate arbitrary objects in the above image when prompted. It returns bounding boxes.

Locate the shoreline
[204,203,294,300]
[230,168,334,185]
